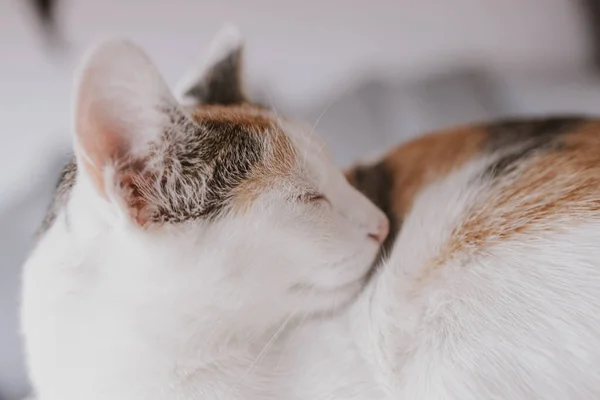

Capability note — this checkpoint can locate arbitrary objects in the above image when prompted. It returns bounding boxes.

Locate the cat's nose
[368,217,389,244]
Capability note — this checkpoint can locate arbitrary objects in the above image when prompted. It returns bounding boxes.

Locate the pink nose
[368,217,389,244]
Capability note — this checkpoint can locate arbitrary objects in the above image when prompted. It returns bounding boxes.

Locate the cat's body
[352,117,600,399]
[279,117,600,399]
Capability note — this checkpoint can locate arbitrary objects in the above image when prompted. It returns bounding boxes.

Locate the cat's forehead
[188,103,300,178]
[144,103,303,223]
[190,104,322,154]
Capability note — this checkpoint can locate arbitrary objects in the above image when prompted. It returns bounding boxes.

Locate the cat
[275,117,600,399]
[23,24,600,400]
[20,25,388,400]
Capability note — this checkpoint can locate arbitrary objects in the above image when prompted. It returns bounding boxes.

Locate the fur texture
[21,28,388,400]
[23,27,600,400]
[327,118,600,399]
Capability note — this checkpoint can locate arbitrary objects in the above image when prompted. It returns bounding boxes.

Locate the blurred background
[1,0,600,398]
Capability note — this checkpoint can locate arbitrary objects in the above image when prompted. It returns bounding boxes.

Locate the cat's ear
[73,39,194,225]
[175,24,246,106]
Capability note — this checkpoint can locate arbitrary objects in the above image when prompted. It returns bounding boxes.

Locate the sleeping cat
[20,26,388,399]
[277,117,600,399]
[23,24,600,399]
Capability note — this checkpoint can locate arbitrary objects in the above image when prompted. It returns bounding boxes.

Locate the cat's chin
[289,275,371,319]
[364,255,385,283]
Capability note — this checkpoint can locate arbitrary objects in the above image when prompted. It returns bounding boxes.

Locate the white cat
[20,26,388,400]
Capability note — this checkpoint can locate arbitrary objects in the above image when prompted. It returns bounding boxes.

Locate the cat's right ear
[72,39,195,226]
[175,24,246,106]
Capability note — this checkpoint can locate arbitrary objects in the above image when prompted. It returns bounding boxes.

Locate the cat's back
[348,117,600,399]
[348,116,600,254]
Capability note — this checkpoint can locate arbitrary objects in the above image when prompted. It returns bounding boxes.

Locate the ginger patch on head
[192,104,274,131]
[191,104,298,213]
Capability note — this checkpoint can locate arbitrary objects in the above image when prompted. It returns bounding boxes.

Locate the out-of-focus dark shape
[582,0,600,70]
[33,0,55,28]
[29,0,65,51]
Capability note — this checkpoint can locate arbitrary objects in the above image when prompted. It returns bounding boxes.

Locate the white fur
[21,38,387,400]
[356,189,600,398]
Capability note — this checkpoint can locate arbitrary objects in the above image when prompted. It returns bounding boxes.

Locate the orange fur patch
[192,104,298,211]
[191,104,274,130]
[347,118,600,285]
[426,120,600,277]
[383,126,487,217]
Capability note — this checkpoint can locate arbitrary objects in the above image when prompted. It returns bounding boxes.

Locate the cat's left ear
[176,24,247,106]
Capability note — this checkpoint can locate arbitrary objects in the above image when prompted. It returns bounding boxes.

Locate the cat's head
[70,26,388,327]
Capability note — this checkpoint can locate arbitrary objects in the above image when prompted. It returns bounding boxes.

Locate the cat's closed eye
[297,192,329,205]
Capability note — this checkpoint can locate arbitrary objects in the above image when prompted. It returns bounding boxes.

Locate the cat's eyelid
[297,192,328,204]
[308,193,326,202]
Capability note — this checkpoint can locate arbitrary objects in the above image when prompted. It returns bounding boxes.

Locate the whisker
[310,100,335,140]
[273,294,314,370]
[297,100,334,169]
[237,307,298,385]
[266,92,286,132]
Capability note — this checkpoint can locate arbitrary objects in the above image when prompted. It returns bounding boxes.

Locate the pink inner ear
[76,101,130,199]
[77,104,156,225]
[77,114,124,197]
[76,100,158,226]
[71,40,180,225]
